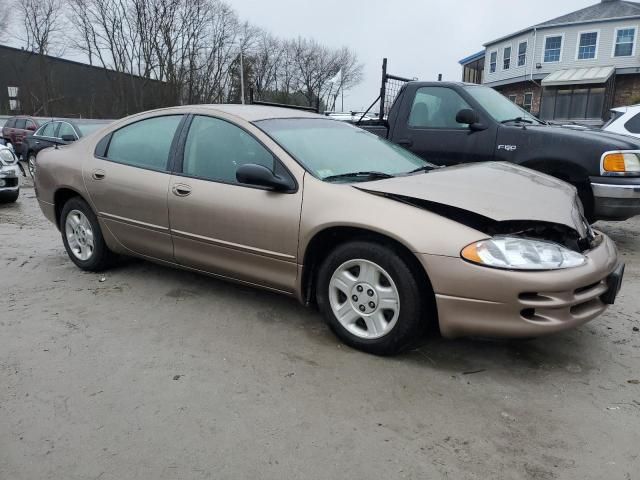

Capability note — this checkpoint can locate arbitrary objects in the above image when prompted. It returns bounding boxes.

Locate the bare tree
[16,0,65,55]
[0,10,10,42]
[62,0,364,115]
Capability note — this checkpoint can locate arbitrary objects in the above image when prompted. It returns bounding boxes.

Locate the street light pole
[239,46,245,104]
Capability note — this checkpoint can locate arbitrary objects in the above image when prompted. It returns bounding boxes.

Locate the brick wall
[613,73,640,107]
[494,81,543,115]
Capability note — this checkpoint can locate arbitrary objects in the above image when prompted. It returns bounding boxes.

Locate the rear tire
[316,241,429,356]
[27,152,36,178]
[60,196,114,271]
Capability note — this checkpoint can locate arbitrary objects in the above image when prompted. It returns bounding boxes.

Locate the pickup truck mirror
[456,109,480,125]
[456,109,487,132]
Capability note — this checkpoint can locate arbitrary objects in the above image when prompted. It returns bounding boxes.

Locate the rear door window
[5,118,16,128]
[105,115,182,171]
[15,119,26,129]
[58,122,78,140]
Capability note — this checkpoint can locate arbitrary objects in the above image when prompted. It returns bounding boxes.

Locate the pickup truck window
[256,118,429,181]
[464,85,541,124]
[408,87,471,129]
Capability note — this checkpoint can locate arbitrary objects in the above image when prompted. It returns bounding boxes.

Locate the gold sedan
[34,105,624,355]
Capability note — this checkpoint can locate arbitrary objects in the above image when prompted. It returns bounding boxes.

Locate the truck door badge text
[498,145,518,152]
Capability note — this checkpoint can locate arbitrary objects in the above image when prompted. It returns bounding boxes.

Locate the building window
[503,46,511,70]
[540,86,606,121]
[544,35,563,62]
[518,41,527,67]
[8,86,20,111]
[508,94,517,103]
[577,31,598,59]
[614,27,636,57]
[523,93,533,112]
[489,51,497,73]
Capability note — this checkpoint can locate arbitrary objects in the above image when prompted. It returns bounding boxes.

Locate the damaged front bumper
[419,232,621,339]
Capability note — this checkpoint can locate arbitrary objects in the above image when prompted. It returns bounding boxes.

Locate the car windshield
[464,85,543,124]
[255,118,432,182]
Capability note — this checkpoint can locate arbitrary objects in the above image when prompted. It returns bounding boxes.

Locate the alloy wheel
[328,259,400,339]
[28,154,36,178]
[65,209,95,261]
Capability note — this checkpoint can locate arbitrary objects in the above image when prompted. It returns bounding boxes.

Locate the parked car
[34,105,623,355]
[1,116,42,157]
[602,105,640,139]
[23,119,113,177]
[359,80,640,222]
[0,143,21,203]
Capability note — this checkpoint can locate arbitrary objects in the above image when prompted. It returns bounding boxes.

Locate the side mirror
[236,163,295,192]
[61,134,77,142]
[456,108,479,125]
[456,108,487,132]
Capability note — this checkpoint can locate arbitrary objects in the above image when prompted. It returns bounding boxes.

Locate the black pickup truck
[359,78,640,221]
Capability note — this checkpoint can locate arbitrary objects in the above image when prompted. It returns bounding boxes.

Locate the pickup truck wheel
[0,189,19,203]
[316,241,428,356]
[60,197,114,271]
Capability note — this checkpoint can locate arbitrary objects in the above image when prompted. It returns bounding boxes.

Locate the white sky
[230,0,596,110]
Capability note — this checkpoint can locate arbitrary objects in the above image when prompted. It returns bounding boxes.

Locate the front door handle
[92,169,106,180]
[397,138,413,147]
[172,184,192,197]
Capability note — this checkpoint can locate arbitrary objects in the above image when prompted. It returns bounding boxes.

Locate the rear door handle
[397,138,413,147]
[172,184,192,197]
[92,169,106,180]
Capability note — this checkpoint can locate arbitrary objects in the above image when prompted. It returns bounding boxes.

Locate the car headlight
[0,148,16,166]
[601,151,640,176]
[461,237,586,270]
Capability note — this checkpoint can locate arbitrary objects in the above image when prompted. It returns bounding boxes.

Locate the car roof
[204,104,323,121]
[165,104,324,122]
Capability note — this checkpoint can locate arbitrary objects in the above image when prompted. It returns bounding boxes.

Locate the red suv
[2,116,42,158]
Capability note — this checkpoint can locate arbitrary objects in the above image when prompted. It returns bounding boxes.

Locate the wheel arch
[53,187,89,229]
[300,225,438,330]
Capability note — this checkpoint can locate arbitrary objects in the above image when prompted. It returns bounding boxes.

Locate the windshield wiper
[408,165,436,174]
[501,117,534,124]
[323,171,395,182]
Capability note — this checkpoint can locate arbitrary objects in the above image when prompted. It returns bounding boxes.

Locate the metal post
[379,58,387,121]
[438,73,442,81]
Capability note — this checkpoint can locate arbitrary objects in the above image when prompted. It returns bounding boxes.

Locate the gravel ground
[1,176,639,480]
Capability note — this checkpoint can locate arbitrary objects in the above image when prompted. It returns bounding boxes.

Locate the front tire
[60,197,114,271]
[316,241,429,356]
[0,189,19,203]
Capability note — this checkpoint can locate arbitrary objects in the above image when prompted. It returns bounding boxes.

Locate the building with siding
[459,0,640,125]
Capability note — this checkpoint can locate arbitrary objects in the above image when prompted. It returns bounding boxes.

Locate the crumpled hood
[357,162,590,238]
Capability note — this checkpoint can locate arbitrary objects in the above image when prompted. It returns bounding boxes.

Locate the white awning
[541,66,615,86]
